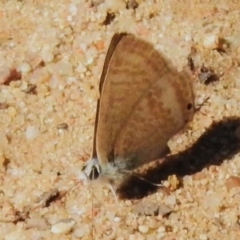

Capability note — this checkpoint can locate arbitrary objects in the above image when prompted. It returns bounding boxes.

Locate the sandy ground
[1,0,240,239]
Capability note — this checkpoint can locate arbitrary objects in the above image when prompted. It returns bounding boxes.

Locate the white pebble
[25,125,39,140]
[79,43,87,52]
[176,137,183,144]
[8,106,17,118]
[105,0,126,12]
[67,15,73,22]
[69,4,78,16]
[157,226,166,233]
[138,225,149,234]
[203,33,219,49]
[5,230,27,240]
[199,234,208,240]
[73,224,88,238]
[51,218,75,234]
[18,62,31,73]
[164,194,176,205]
[49,76,59,89]
[184,35,192,42]
[76,63,87,73]
[55,60,73,75]
[86,57,94,65]
[41,50,54,63]
[66,76,77,84]
[114,216,121,222]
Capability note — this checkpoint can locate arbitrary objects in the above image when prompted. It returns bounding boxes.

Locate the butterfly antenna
[90,181,94,239]
[63,172,96,239]
[123,170,162,187]
[107,183,120,206]
[195,96,210,112]
[90,168,97,239]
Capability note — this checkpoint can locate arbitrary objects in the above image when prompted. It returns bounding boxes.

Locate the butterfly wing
[96,33,194,173]
[91,33,128,159]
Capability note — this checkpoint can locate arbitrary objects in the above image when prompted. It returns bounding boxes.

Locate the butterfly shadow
[117,116,240,199]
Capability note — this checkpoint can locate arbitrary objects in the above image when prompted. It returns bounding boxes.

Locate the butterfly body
[82,33,194,186]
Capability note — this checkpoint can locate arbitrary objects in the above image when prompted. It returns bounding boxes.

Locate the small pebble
[0,102,9,109]
[164,195,176,205]
[73,224,88,238]
[105,0,126,12]
[57,123,69,130]
[8,106,17,118]
[23,84,37,94]
[114,216,121,222]
[51,218,75,234]
[55,60,73,75]
[198,71,215,84]
[157,226,166,233]
[4,229,27,240]
[226,176,240,191]
[199,234,208,240]
[203,33,220,49]
[25,125,39,140]
[138,225,149,234]
[0,68,21,85]
[126,0,138,9]
[42,50,54,63]
[18,62,32,73]
[134,201,160,216]
[68,4,78,16]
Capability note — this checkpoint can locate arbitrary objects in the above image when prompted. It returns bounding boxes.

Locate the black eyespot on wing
[187,103,193,110]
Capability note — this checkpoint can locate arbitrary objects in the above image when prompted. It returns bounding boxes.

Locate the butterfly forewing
[95,33,194,174]
[91,34,128,159]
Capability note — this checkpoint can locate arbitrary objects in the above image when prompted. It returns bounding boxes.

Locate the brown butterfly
[82,33,194,189]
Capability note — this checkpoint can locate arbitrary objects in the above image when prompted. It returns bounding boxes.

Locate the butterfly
[82,32,194,190]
